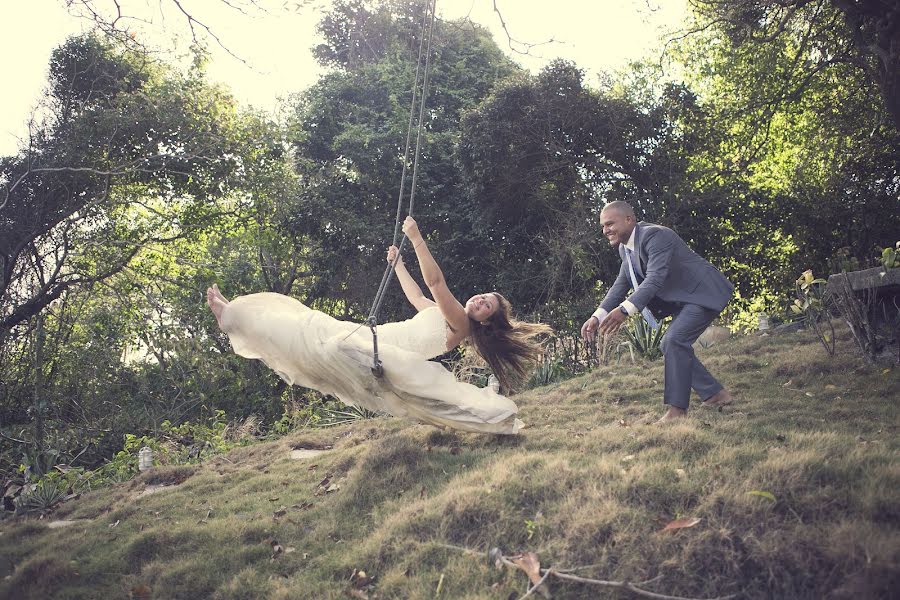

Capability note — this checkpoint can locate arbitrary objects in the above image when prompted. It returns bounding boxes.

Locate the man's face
[599,208,635,246]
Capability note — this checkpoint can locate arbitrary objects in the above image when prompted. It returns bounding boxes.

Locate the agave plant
[15,478,69,514]
[526,354,572,388]
[622,316,668,360]
[311,405,384,428]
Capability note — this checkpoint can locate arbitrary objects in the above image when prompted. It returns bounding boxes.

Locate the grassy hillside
[2,327,898,599]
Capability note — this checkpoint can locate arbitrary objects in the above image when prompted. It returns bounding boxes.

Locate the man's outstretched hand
[581,316,600,343]
[598,309,627,336]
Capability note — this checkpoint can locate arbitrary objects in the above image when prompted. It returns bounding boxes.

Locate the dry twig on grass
[433,542,736,600]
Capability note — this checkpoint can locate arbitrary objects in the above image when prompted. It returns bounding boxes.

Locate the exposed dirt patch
[290,441,334,451]
[289,439,334,460]
[46,519,90,529]
[128,465,197,489]
[290,448,329,460]
[123,465,198,501]
[135,485,177,499]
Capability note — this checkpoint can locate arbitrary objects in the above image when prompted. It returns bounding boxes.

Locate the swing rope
[366,0,438,377]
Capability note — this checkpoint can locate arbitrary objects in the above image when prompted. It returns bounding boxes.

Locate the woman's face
[465,293,499,323]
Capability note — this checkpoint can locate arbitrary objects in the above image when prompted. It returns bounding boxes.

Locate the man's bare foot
[206,284,229,328]
[702,389,733,408]
[656,406,687,423]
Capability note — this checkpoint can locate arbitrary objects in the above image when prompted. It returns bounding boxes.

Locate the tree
[0,34,294,472]
[687,0,900,131]
[287,0,519,318]
[1,34,275,336]
[675,2,900,266]
[457,61,723,320]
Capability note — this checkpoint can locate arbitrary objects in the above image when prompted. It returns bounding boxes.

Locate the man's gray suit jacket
[599,222,733,318]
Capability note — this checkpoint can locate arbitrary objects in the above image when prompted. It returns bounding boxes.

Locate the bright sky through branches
[1,0,687,156]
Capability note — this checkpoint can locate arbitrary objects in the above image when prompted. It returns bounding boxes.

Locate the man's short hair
[601,200,635,218]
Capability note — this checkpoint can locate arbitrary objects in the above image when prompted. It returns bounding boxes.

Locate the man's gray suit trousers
[660,303,723,409]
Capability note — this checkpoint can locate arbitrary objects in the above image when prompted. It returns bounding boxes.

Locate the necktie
[625,247,659,330]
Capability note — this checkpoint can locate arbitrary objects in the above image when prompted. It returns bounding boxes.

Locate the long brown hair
[466,293,552,393]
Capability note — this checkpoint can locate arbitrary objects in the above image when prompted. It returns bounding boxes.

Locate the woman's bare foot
[656,406,687,423]
[702,389,733,408]
[206,284,229,328]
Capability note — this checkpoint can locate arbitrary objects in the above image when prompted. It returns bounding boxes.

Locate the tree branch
[490,1,556,56]
[62,0,279,64]
[434,543,736,600]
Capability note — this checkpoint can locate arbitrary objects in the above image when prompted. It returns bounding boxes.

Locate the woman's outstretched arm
[386,245,435,312]
[401,217,469,335]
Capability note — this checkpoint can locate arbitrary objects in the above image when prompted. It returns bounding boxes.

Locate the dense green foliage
[1,0,897,490]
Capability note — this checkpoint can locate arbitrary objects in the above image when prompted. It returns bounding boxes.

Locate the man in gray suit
[580,201,734,422]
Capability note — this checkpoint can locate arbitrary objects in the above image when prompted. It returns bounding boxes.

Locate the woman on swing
[206,216,549,434]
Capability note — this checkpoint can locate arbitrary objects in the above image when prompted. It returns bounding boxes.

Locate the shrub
[622,316,668,360]
[791,270,835,356]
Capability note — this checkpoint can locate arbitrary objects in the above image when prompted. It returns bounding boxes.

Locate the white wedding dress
[219,293,523,434]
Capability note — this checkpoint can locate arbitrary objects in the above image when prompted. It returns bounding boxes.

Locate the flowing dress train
[219,293,523,434]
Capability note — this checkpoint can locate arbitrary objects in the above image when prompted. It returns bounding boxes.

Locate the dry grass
[1,324,898,599]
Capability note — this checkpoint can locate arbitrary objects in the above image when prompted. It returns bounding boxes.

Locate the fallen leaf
[782,380,793,387]
[883,368,892,375]
[509,551,546,593]
[747,490,776,502]
[661,517,702,532]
